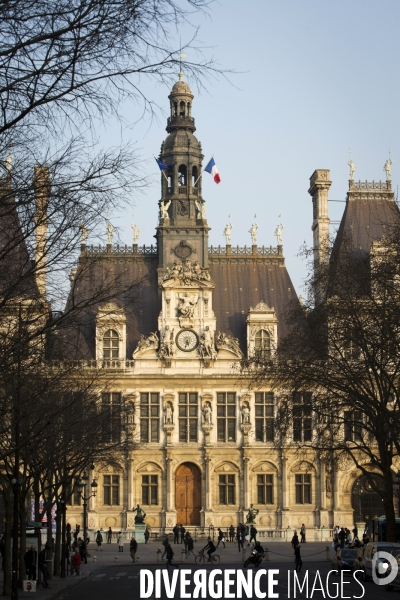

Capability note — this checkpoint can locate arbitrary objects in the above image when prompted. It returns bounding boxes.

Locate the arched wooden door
[175,462,201,525]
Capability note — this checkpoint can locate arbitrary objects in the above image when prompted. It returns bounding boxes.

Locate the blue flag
[155,157,169,171]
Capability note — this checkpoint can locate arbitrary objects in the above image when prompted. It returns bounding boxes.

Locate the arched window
[103,329,119,359]
[187,102,191,117]
[255,329,271,359]
[178,164,187,186]
[173,101,177,117]
[192,166,198,187]
[179,101,186,117]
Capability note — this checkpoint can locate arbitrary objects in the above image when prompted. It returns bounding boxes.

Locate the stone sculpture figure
[199,326,216,359]
[241,403,250,423]
[106,222,114,244]
[246,504,259,524]
[165,401,173,423]
[203,402,212,424]
[274,222,283,246]
[178,293,198,318]
[159,325,174,358]
[160,199,171,219]
[195,199,206,219]
[133,504,146,524]
[223,221,232,245]
[384,158,393,180]
[131,219,140,243]
[249,219,258,245]
[348,159,356,180]
[133,331,159,355]
[80,222,88,242]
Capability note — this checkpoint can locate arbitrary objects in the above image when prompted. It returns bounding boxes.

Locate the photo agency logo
[372,551,399,586]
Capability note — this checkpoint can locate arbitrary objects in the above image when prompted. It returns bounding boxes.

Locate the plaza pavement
[0,539,333,598]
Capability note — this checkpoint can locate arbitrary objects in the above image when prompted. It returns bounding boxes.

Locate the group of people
[23,545,50,587]
[236,523,258,551]
[332,525,364,549]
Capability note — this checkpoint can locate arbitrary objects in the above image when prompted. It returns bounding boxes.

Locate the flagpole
[153,155,170,184]
[193,172,202,188]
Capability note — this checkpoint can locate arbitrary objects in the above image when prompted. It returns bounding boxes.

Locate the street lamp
[76,476,98,545]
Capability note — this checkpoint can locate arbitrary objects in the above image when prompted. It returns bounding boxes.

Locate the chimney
[308,169,332,302]
[33,166,50,298]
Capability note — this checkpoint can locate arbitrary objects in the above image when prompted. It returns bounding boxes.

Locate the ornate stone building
[62,75,398,537]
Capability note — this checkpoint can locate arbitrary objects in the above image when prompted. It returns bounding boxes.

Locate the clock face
[176,329,199,352]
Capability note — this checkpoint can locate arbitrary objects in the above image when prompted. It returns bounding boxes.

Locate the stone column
[166,456,173,512]
[204,456,212,511]
[127,459,134,510]
[243,457,250,511]
[281,455,288,509]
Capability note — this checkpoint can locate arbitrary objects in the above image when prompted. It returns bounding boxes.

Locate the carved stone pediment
[132,331,159,357]
[161,258,214,288]
[215,332,243,358]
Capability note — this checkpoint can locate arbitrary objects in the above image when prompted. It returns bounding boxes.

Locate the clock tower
[155,72,209,274]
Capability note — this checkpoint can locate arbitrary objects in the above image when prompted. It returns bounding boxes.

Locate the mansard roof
[332,179,400,260]
[60,245,297,359]
[0,177,39,298]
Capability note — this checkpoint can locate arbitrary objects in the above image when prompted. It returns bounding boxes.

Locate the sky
[98,0,400,296]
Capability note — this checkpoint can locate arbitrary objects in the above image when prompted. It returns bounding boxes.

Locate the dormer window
[95,303,127,361]
[255,329,271,359]
[103,329,119,359]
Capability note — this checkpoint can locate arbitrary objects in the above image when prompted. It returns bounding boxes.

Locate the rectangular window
[67,486,81,506]
[142,475,158,505]
[103,475,119,505]
[255,392,275,442]
[217,393,236,442]
[140,393,160,442]
[102,392,122,443]
[257,474,274,504]
[293,392,312,442]
[178,393,198,442]
[344,411,363,441]
[295,474,312,504]
[219,474,235,505]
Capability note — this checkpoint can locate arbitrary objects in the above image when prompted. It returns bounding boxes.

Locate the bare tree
[242,225,400,542]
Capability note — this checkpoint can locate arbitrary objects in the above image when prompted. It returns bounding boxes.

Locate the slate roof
[0,178,39,299]
[60,251,297,358]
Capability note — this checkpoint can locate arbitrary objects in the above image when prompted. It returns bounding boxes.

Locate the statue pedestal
[134,523,146,544]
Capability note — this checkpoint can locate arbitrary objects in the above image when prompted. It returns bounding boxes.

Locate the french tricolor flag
[204,157,221,184]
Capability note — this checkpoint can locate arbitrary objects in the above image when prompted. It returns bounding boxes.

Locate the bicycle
[195,549,220,565]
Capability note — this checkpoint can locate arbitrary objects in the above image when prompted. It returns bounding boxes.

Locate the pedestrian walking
[249,525,257,544]
[229,525,235,543]
[107,527,113,543]
[38,549,50,588]
[144,527,150,544]
[96,530,103,551]
[130,537,137,562]
[300,524,306,543]
[161,535,169,559]
[294,544,302,573]
[173,524,179,544]
[186,534,196,558]
[291,531,299,548]
[237,527,244,552]
[338,527,346,549]
[216,528,226,548]
[24,545,37,580]
[79,538,87,564]
[117,531,124,551]
[71,548,81,576]
[179,524,186,544]
[166,543,178,569]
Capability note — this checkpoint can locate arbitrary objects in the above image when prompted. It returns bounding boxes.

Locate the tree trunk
[3,489,12,596]
[18,500,27,588]
[53,505,61,576]
[384,482,397,542]
[46,505,53,579]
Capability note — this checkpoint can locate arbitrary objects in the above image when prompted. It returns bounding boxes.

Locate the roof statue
[274,221,283,246]
[160,199,171,220]
[80,222,88,242]
[195,199,206,219]
[384,157,393,181]
[131,214,140,244]
[106,221,114,244]
[223,217,232,245]
[348,159,356,181]
[249,215,258,245]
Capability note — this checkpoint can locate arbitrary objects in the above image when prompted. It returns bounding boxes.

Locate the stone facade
[64,76,389,539]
